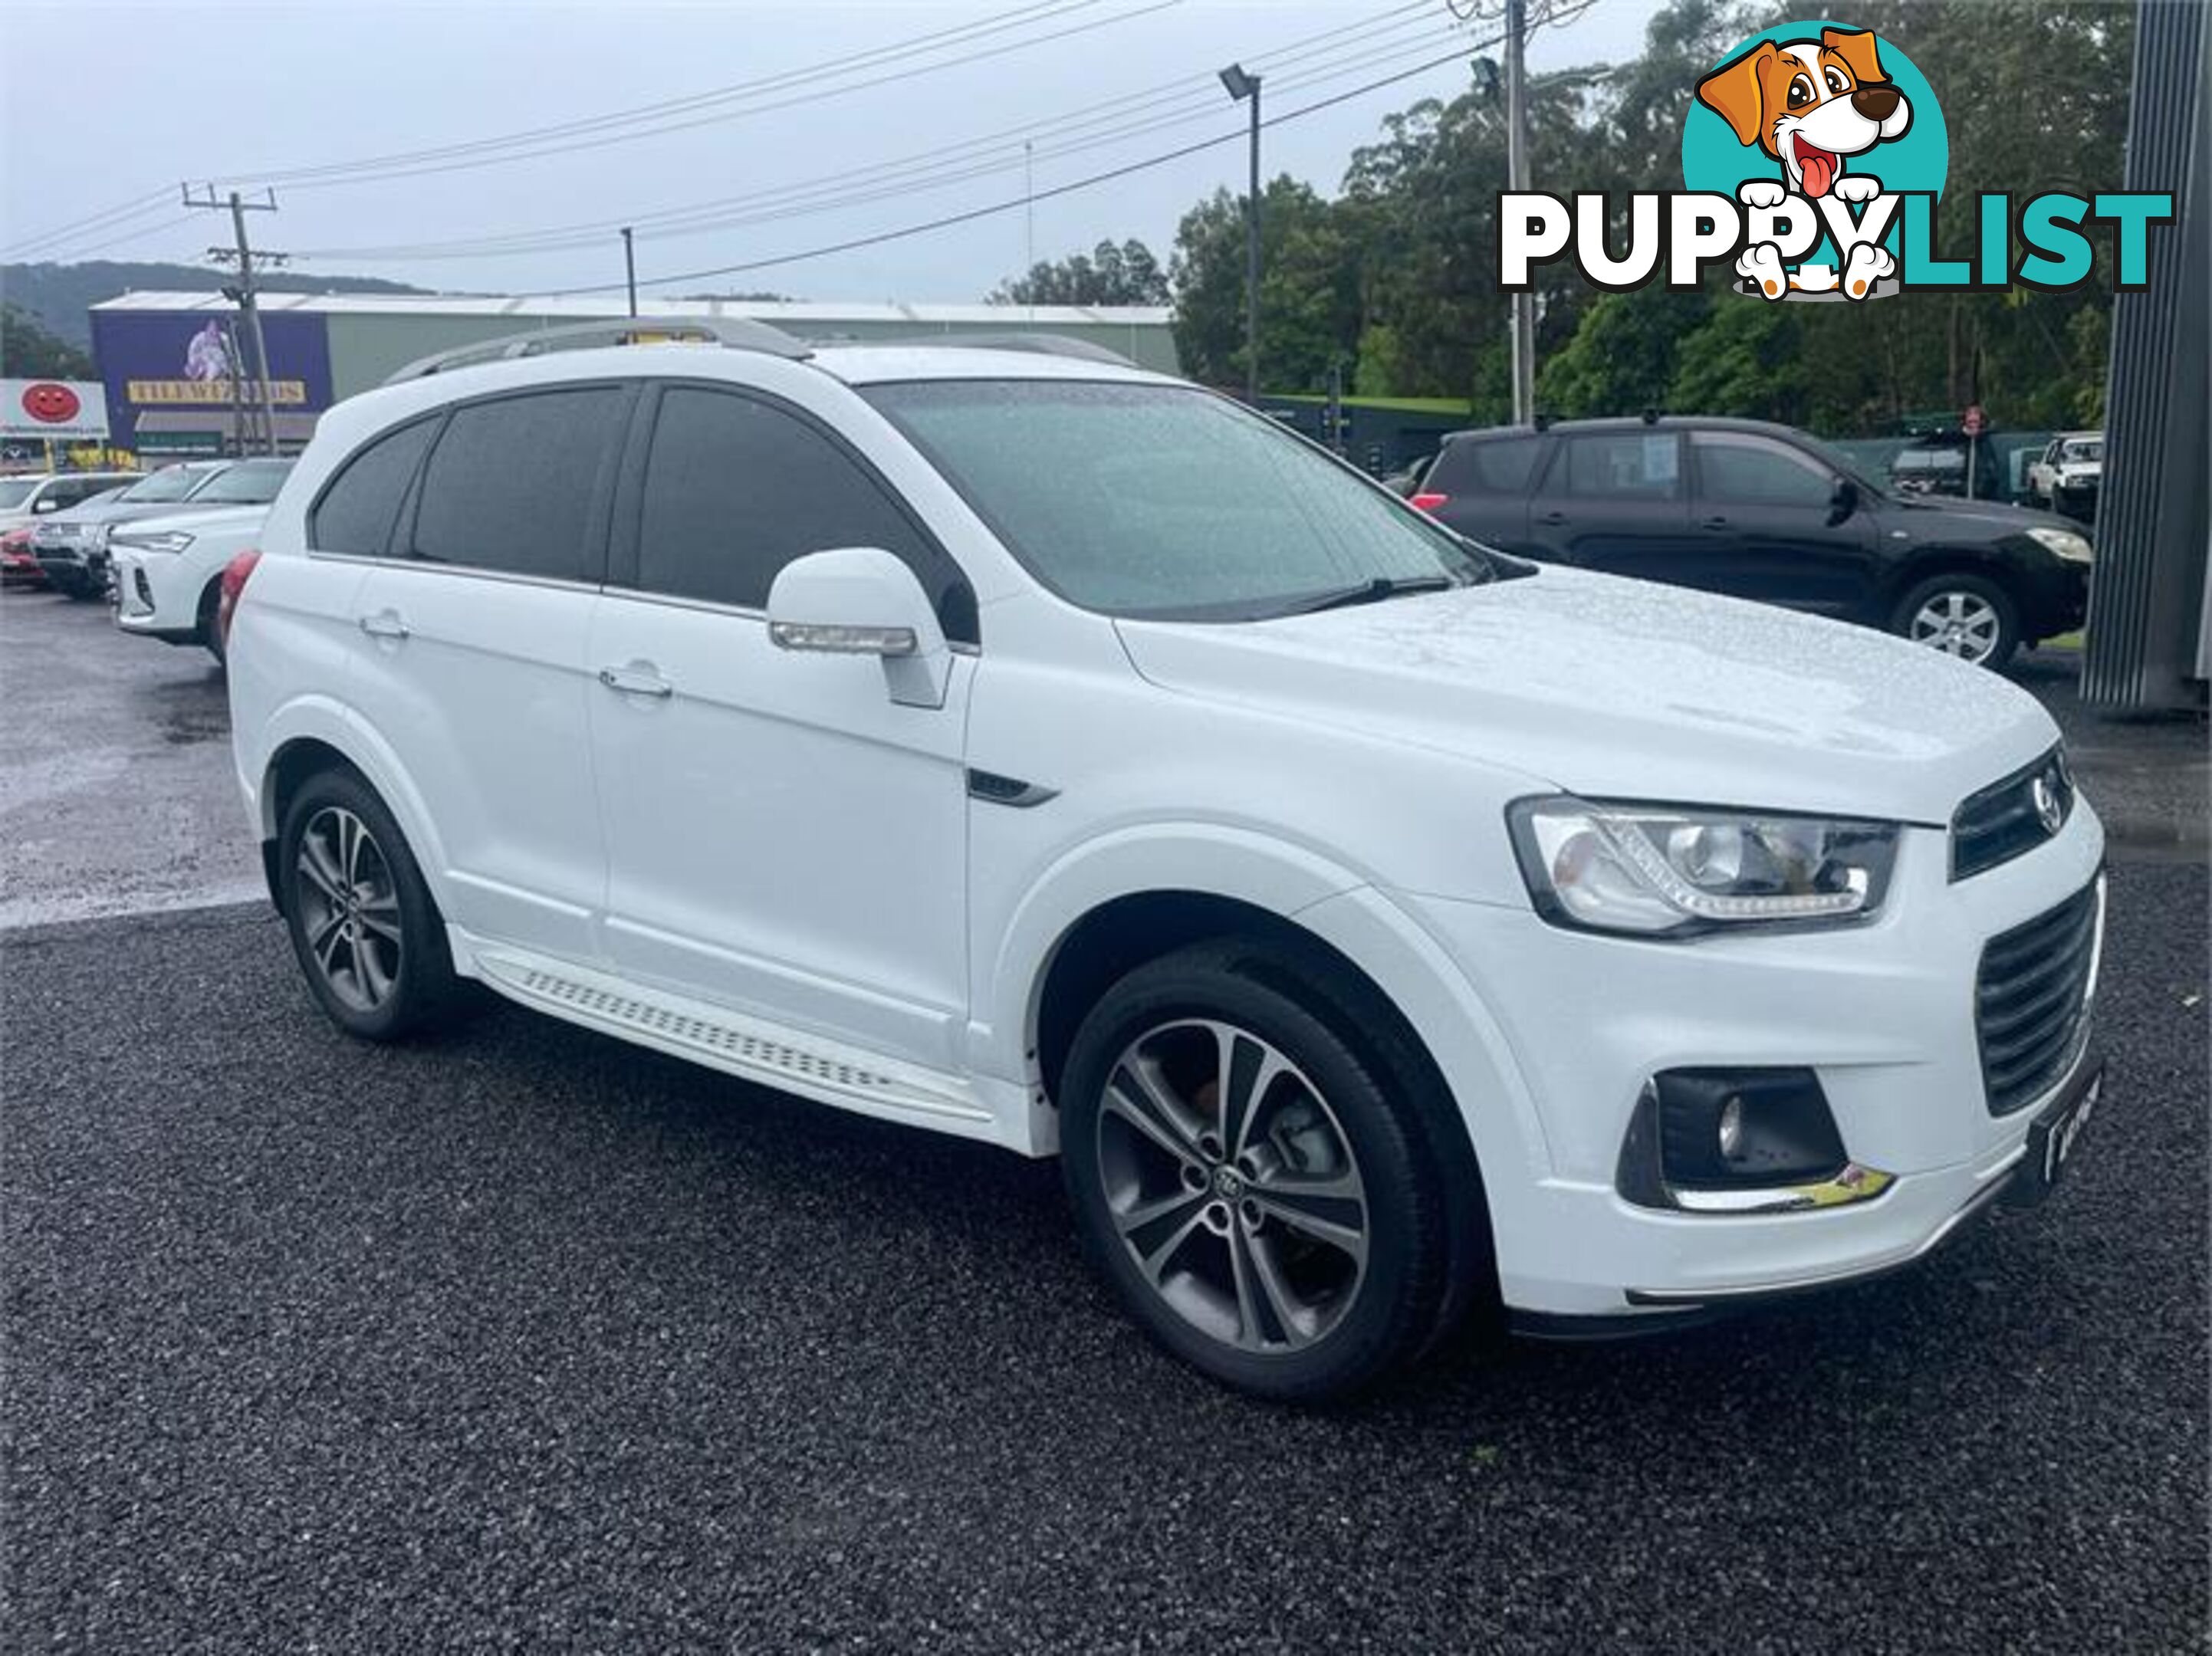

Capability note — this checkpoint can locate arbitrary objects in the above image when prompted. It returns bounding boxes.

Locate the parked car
[2028,431,2103,521]
[32,458,293,599]
[0,469,143,533]
[0,522,42,586]
[227,330,2105,1400]
[110,504,270,665]
[1414,416,2091,668]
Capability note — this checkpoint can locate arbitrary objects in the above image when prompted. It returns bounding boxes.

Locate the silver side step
[472,948,993,1132]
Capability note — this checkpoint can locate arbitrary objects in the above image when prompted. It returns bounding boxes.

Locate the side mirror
[31,495,59,514]
[767,547,949,709]
[1828,476,1859,524]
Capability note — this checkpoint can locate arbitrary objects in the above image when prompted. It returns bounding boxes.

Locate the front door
[1686,429,1877,617]
[586,382,978,1073]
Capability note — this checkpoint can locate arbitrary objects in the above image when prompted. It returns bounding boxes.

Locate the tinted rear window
[311,419,438,557]
[1430,435,1544,495]
[409,388,623,581]
[1562,433,1681,499]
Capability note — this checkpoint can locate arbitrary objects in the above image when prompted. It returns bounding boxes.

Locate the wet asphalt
[2,586,2207,1652]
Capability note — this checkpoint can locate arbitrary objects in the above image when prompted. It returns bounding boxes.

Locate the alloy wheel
[1907,590,2003,663]
[1096,1019,1369,1354]
[294,806,403,1012]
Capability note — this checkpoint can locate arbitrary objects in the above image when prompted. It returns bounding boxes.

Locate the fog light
[1617,1067,1893,1214]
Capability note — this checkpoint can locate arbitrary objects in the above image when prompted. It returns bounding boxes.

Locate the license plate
[2013,1061,2103,1204]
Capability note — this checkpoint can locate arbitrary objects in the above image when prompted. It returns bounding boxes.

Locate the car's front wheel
[1059,941,1448,1401]
[1891,571,2020,669]
[278,767,466,1040]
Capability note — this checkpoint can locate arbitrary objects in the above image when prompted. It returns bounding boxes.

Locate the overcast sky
[3,0,1662,304]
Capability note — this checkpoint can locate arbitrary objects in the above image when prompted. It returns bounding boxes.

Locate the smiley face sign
[1,379,106,441]
[20,382,81,425]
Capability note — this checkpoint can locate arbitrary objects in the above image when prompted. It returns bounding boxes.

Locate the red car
[0,524,44,588]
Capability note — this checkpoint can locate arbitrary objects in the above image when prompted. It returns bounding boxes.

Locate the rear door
[1421,434,1544,554]
[342,383,632,964]
[1526,429,1697,578]
[1686,429,1876,616]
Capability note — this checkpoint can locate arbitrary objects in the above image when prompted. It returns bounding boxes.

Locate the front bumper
[108,546,204,638]
[1390,800,2106,1320]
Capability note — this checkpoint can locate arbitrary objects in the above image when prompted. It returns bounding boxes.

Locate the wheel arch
[254,705,453,918]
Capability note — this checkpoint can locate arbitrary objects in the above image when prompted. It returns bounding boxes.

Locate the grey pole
[228,192,283,457]
[622,227,638,318]
[1505,0,1534,425]
[1246,77,1262,403]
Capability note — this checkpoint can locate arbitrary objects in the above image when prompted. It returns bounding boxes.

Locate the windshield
[2062,439,2102,462]
[0,479,40,509]
[191,458,293,504]
[863,380,1483,621]
[121,464,221,504]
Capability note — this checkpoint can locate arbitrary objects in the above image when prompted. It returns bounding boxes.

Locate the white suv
[110,504,270,665]
[226,324,2105,1399]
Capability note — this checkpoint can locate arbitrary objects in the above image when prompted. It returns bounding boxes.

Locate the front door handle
[358,609,409,640]
[1699,514,1731,530]
[598,662,674,699]
[1535,510,1568,526]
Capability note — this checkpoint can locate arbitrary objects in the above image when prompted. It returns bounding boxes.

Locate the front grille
[1975,878,2102,1116]
[1952,747,2074,880]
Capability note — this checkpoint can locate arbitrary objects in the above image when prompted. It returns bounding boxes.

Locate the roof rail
[383,316,810,383]
[864,331,1140,369]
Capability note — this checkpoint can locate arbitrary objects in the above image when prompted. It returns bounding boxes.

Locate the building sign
[0,379,109,441]
[91,308,334,451]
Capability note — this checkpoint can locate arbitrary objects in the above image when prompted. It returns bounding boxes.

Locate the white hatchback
[226,324,2105,1398]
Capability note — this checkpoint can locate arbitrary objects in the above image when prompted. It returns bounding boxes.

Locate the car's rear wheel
[1891,572,2020,669]
[1059,940,1447,1401]
[278,767,465,1040]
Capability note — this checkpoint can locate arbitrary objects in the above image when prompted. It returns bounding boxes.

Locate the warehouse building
[87,291,1178,458]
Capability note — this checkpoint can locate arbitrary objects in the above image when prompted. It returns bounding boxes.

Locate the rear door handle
[358,609,409,640]
[1535,510,1568,526]
[1700,514,1731,530]
[598,662,674,699]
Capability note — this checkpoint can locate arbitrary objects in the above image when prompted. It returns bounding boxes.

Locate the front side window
[635,386,972,638]
[863,380,1483,621]
[120,464,220,504]
[409,387,623,581]
[310,419,439,557]
[1692,433,1836,508]
[191,458,294,504]
[1562,434,1681,500]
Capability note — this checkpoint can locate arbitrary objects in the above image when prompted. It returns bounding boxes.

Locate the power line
[523,34,1493,298]
[10,0,1155,264]
[4,191,179,261]
[293,15,1463,264]
[223,0,1115,186]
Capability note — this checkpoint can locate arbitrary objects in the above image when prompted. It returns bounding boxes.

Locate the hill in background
[2,261,432,351]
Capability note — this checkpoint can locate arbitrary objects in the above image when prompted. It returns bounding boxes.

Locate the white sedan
[109,504,268,666]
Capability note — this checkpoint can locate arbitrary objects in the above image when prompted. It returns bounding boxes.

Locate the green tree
[990,238,1168,306]
[1168,179,1359,391]
[1537,287,1712,416]
[0,303,95,377]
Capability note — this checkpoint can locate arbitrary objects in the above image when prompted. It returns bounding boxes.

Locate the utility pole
[183,185,283,457]
[1219,63,1263,402]
[1504,0,1535,426]
[1024,140,1036,320]
[621,227,638,317]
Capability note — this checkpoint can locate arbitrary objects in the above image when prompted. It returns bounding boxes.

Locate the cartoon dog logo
[1697,26,1913,301]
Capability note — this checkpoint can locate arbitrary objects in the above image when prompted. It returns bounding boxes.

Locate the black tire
[199,579,225,666]
[57,573,95,602]
[278,766,466,1041]
[1059,939,1451,1401]
[1888,570,2021,670]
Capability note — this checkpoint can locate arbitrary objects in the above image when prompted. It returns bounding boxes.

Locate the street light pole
[621,226,638,318]
[1220,62,1263,402]
[1504,0,1534,425]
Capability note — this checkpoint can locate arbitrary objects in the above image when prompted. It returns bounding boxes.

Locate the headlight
[120,531,194,554]
[1507,798,1900,938]
[2027,527,2092,564]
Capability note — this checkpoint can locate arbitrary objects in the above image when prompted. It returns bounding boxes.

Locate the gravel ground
[5,863,2205,1654]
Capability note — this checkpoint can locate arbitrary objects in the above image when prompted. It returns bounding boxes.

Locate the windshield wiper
[1280,573,1460,616]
